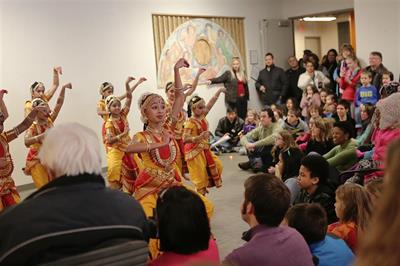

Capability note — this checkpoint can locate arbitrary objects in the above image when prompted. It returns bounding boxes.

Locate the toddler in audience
[323,94,337,118]
[328,183,372,253]
[300,85,321,121]
[282,109,309,138]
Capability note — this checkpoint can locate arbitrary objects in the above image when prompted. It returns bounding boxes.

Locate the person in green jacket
[323,121,357,172]
[238,108,282,172]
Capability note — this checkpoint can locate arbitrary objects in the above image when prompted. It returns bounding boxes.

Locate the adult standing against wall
[365,51,389,89]
[286,56,305,103]
[208,57,249,120]
[320,49,338,93]
[255,53,288,106]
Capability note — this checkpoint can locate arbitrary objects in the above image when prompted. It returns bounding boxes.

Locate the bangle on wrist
[146,142,151,152]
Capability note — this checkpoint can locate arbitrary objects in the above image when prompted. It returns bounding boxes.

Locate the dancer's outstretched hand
[63,83,72,89]
[126,76,136,84]
[174,58,190,69]
[0,89,8,99]
[54,66,62,75]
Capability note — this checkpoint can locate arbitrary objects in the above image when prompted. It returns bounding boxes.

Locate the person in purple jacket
[223,173,314,266]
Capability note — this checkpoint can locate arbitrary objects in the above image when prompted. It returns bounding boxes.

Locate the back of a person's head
[38,123,102,177]
[356,139,400,266]
[281,147,303,179]
[301,154,329,185]
[157,186,210,255]
[244,174,290,226]
[335,184,372,232]
[285,203,327,244]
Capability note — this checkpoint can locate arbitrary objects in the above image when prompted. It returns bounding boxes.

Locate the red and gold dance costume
[24,119,53,188]
[165,100,187,174]
[0,129,21,211]
[97,99,108,152]
[184,117,223,194]
[105,108,142,194]
[133,127,214,259]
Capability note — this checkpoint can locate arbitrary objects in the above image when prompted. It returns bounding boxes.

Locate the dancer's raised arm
[205,87,226,116]
[51,83,72,122]
[45,66,62,101]
[0,90,9,121]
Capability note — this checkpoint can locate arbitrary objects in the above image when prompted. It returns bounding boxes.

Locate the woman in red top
[208,57,249,120]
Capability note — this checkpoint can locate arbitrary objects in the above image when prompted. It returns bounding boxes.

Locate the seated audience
[328,183,372,253]
[355,72,378,126]
[269,130,303,180]
[324,121,357,172]
[223,174,313,266]
[356,139,400,266]
[285,97,299,116]
[0,123,149,265]
[243,109,258,135]
[356,103,375,148]
[239,108,281,172]
[319,88,329,106]
[300,84,321,120]
[308,104,322,120]
[150,186,219,266]
[282,109,309,138]
[303,117,334,155]
[294,154,337,223]
[285,203,354,266]
[323,94,337,118]
[214,108,244,152]
[332,100,356,138]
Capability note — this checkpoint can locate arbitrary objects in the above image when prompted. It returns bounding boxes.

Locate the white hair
[38,123,102,177]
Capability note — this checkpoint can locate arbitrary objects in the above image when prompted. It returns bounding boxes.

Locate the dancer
[125,59,214,260]
[105,77,143,193]
[0,90,43,211]
[97,78,146,151]
[164,68,206,174]
[24,66,62,117]
[24,83,72,188]
[183,88,225,195]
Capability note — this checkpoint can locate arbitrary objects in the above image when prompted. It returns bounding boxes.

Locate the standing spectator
[335,44,355,96]
[355,72,378,126]
[286,56,305,103]
[223,174,313,266]
[298,61,330,92]
[299,49,313,68]
[339,55,363,104]
[238,108,281,172]
[255,53,288,106]
[0,123,149,265]
[209,57,249,119]
[214,108,245,152]
[365,51,389,89]
[321,49,339,93]
[285,203,355,266]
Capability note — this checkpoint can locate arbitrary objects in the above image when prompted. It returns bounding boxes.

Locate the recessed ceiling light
[303,16,336,22]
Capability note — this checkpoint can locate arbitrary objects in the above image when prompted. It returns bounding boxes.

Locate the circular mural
[157,18,243,89]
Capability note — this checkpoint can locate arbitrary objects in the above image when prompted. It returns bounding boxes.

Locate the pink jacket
[372,127,400,163]
[300,93,321,118]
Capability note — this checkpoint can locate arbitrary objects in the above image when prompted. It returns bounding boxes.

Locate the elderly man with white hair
[0,123,149,265]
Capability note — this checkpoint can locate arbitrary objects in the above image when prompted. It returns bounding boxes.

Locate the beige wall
[355,0,400,78]
[294,20,340,60]
[0,0,281,186]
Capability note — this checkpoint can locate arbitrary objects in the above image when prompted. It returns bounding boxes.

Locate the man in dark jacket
[285,56,305,103]
[256,53,289,106]
[0,123,149,265]
[213,108,244,152]
[294,154,337,224]
[365,51,389,89]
